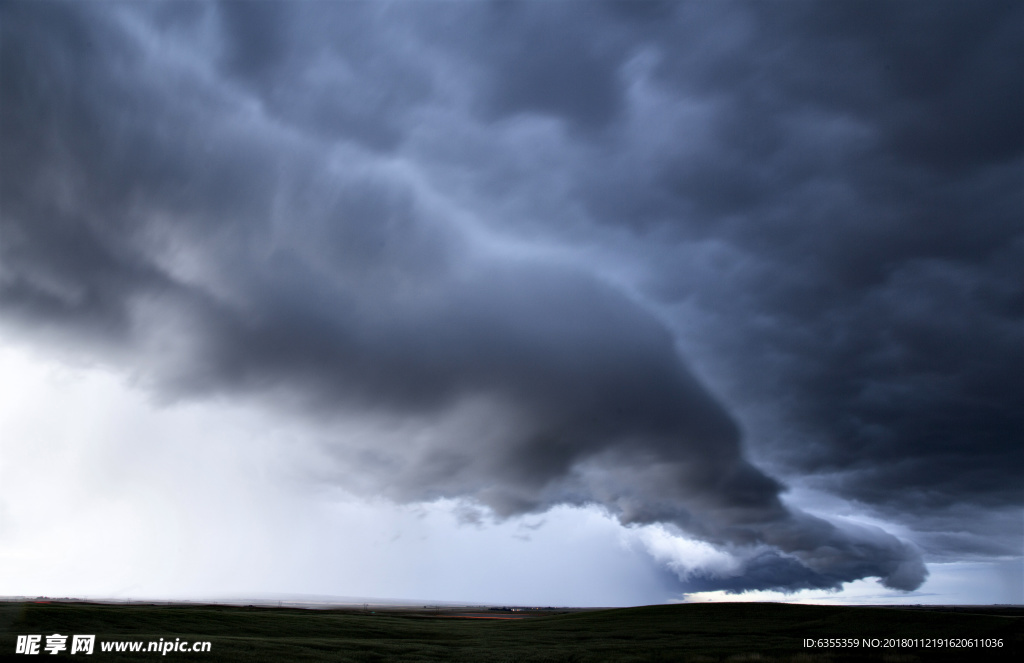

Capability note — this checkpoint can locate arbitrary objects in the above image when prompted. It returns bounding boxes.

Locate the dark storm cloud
[682,523,925,595]
[479,0,1022,561]
[456,1,631,133]
[617,0,1024,523]
[3,0,1017,594]
[213,0,433,151]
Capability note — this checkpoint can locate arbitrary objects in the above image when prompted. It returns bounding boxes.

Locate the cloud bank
[3,1,1020,596]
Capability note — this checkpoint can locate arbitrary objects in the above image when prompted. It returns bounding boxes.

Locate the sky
[0,0,1021,607]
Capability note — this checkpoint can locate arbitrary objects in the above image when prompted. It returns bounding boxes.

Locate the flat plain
[1,600,1021,662]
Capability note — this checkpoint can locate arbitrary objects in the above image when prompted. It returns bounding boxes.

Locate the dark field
[1,600,1021,662]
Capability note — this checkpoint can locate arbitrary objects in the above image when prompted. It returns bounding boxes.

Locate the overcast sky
[1,0,1021,606]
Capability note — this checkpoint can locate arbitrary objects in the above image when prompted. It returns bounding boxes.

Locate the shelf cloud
[2,1,1019,598]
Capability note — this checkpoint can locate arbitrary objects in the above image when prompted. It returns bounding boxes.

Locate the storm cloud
[2,1,1019,596]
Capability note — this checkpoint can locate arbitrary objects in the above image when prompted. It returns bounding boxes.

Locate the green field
[1,601,1021,662]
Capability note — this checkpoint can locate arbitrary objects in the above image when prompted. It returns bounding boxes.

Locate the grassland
[1,600,1021,662]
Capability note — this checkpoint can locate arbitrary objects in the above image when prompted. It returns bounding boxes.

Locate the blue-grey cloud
[4,0,1017,596]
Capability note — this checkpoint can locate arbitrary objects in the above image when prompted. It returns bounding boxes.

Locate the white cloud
[627,523,741,580]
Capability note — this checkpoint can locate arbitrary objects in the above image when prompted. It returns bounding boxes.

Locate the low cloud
[3,1,1017,597]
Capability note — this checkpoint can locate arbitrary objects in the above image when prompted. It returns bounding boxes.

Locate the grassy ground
[1,601,1021,662]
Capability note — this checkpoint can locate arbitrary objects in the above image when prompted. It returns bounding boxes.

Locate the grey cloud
[528,0,1023,561]
[218,0,290,80]
[396,0,1021,557]
[213,0,435,151]
[464,1,631,133]
[683,534,927,594]
[446,0,1021,571]
[6,0,1015,596]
